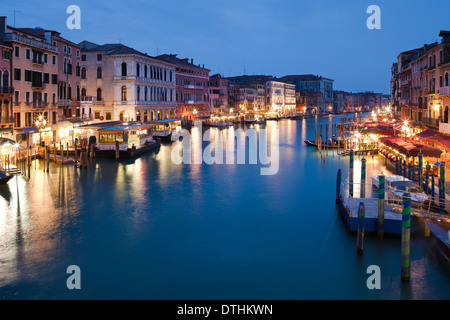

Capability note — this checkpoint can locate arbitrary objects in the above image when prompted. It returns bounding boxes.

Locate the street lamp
[35,115,47,145]
[193,108,198,120]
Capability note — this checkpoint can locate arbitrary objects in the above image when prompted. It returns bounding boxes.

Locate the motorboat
[372,174,428,204]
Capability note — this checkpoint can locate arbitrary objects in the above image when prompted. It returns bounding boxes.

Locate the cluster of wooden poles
[336,150,413,282]
[394,155,446,213]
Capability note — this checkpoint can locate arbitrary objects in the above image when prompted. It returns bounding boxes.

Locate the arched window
[81,88,87,97]
[136,63,140,77]
[121,86,127,101]
[137,86,140,101]
[445,106,449,124]
[145,87,148,101]
[81,67,86,79]
[121,62,127,77]
[97,88,102,101]
[97,67,102,79]
[446,72,449,87]
[144,65,148,78]
[2,70,9,88]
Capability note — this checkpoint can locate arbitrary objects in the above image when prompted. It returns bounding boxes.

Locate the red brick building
[155,54,210,120]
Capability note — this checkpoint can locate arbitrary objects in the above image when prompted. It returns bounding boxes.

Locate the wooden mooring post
[115,140,120,160]
[349,150,354,197]
[378,174,385,239]
[360,158,366,199]
[401,188,412,282]
[357,202,365,255]
[418,152,423,191]
[336,169,341,203]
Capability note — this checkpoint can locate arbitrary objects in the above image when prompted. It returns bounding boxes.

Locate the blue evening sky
[3,0,450,94]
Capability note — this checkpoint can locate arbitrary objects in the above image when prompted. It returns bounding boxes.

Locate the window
[14,46,19,58]
[136,63,140,77]
[95,112,100,120]
[121,62,127,77]
[97,87,102,101]
[81,54,86,61]
[68,47,71,55]
[81,88,86,97]
[14,91,19,103]
[2,50,11,60]
[51,74,58,85]
[2,71,9,87]
[63,45,67,53]
[81,67,86,79]
[121,86,127,101]
[97,54,102,61]
[14,68,21,81]
[52,55,56,65]
[76,64,80,77]
[43,53,48,64]
[97,67,102,79]
[43,73,49,84]
[26,49,31,60]
[76,50,80,57]
[24,70,32,82]
[106,112,111,120]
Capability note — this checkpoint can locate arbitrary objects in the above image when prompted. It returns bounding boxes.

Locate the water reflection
[0,117,449,299]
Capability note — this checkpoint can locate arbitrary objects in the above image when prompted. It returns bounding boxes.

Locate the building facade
[0,18,60,145]
[155,54,210,120]
[208,73,229,114]
[0,39,12,137]
[279,74,334,113]
[79,42,177,123]
[391,31,450,133]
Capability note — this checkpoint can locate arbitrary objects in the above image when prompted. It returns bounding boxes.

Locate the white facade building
[79,41,177,122]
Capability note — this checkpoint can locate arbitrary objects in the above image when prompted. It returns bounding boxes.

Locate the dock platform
[337,195,402,235]
[426,222,450,261]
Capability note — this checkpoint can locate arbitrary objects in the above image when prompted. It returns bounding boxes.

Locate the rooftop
[155,54,210,71]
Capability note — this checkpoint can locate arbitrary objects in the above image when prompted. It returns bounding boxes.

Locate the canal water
[0,114,449,299]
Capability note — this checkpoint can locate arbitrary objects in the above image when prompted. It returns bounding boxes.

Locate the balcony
[32,101,48,109]
[58,99,73,106]
[32,81,45,89]
[0,86,14,94]
[183,84,204,90]
[440,122,450,134]
[423,117,440,128]
[81,114,93,121]
[0,117,14,124]
[32,59,44,65]
[439,86,450,96]
[113,76,136,81]
[5,33,58,52]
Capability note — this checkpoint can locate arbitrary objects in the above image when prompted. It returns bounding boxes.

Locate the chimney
[191,58,193,64]
[439,30,450,43]
[0,16,7,41]
[44,31,52,44]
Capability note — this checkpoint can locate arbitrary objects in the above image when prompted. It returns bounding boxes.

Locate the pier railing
[339,181,449,218]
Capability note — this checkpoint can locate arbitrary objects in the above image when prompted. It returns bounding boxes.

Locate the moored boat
[0,170,13,184]
[371,174,428,204]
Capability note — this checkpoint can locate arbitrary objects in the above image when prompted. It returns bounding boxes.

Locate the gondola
[0,171,13,184]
